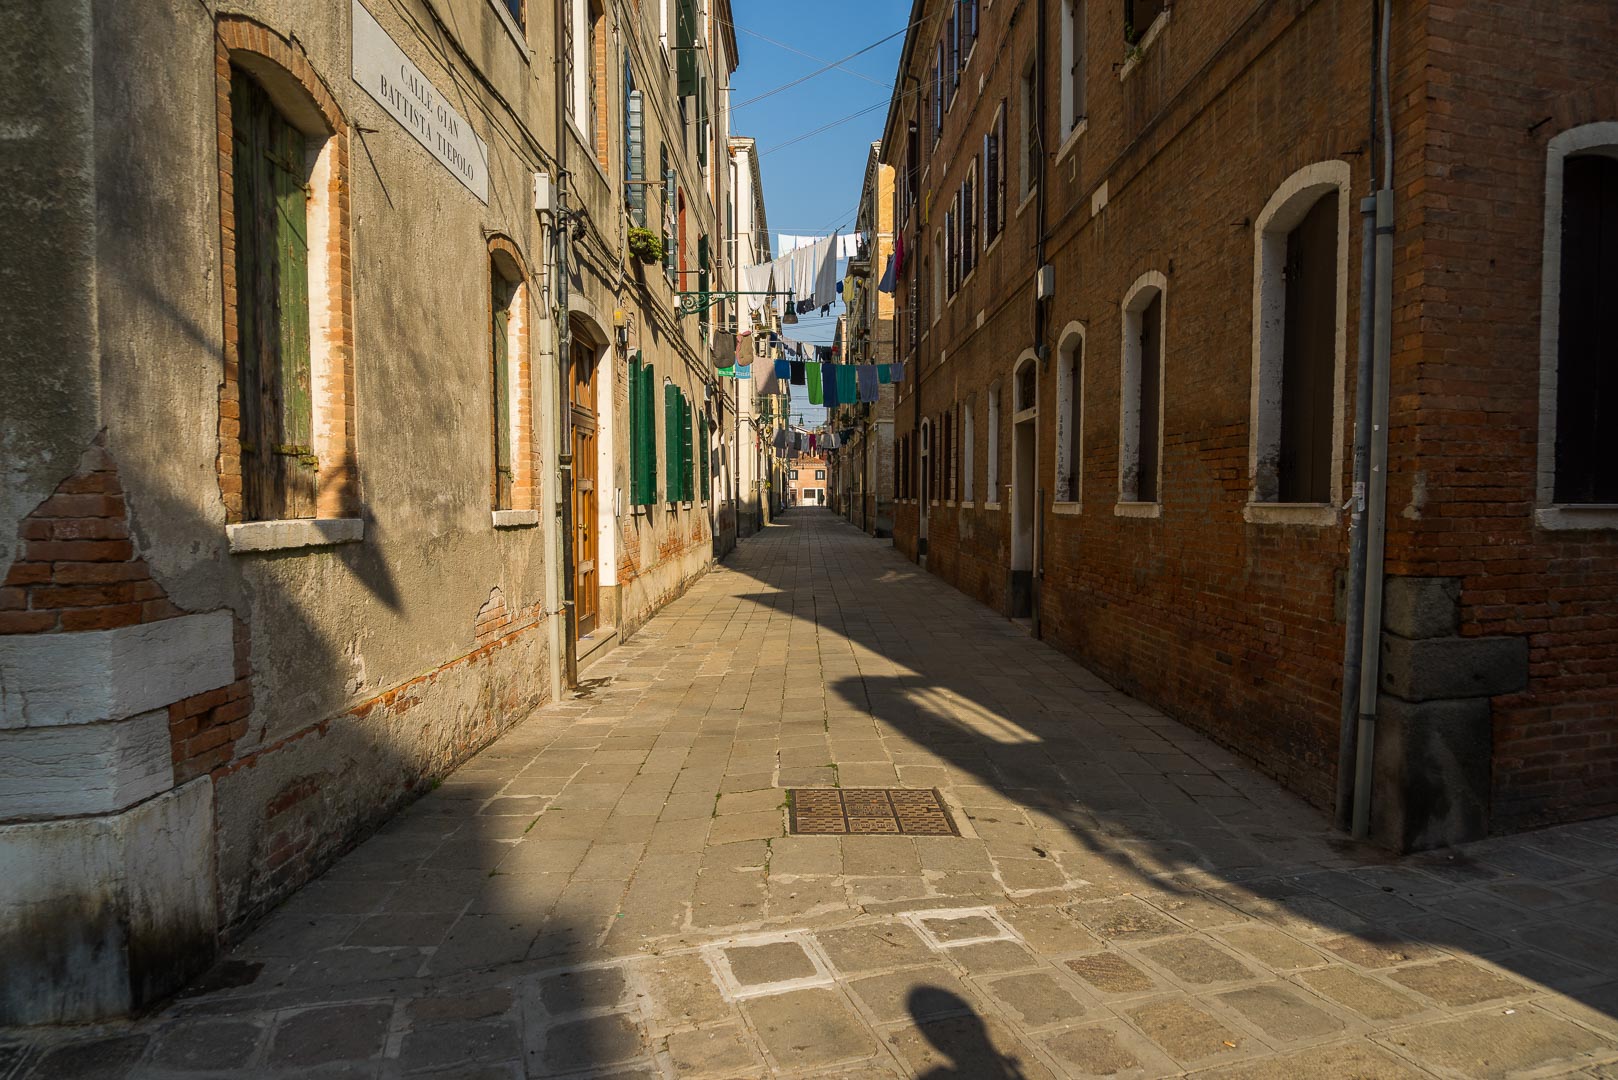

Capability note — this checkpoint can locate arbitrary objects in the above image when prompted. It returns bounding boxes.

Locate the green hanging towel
[877,364,893,385]
[837,364,857,403]
[806,362,823,405]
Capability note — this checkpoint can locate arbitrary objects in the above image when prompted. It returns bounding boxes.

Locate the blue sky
[726,0,909,424]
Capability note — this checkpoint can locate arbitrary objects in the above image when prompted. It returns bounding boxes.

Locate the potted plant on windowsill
[627,226,663,266]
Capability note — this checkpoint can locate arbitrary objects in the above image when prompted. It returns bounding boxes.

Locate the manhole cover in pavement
[786,788,959,836]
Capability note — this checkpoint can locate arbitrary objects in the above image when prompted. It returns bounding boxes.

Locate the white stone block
[0,710,172,819]
[0,779,216,1024]
[225,516,363,553]
[0,610,235,729]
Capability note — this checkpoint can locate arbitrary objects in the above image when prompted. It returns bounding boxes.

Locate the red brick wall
[1394,0,1618,829]
[890,0,1617,827]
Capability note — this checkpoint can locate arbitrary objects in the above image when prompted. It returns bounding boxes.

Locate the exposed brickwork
[885,0,1618,831]
[1,438,183,634]
[214,16,357,523]
[169,618,254,785]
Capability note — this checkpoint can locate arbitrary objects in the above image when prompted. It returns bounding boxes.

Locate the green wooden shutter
[697,234,710,337]
[700,416,711,501]
[665,382,679,501]
[680,394,694,501]
[628,352,643,505]
[676,0,698,96]
[492,277,513,508]
[231,68,314,521]
[697,74,709,167]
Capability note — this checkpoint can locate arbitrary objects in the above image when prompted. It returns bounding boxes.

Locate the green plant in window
[627,226,664,265]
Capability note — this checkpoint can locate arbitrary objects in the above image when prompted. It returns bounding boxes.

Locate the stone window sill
[983,501,1002,511]
[1243,502,1338,527]
[1114,501,1161,519]
[960,500,976,509]
[1051,501,1081,516]
[1535,505,1618,531]
[1054,118,1088,166]
[1120,8,1171,81]
[492,509,540,528]
[227,517,363,554]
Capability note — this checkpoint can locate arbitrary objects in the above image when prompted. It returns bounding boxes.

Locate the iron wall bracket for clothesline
[674,290,790,319]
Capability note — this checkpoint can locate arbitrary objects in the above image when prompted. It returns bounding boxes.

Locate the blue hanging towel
[823,365,841,408]
[889,362,905,383]
[857,365,879,402]
[877,254,896,294]
[775,358,791,380]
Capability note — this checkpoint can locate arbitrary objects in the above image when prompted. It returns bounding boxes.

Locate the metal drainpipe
[1030,0,1049,639]
[1352,0,1396,840]
[554,11,578,690]
[1335,0,1383,832]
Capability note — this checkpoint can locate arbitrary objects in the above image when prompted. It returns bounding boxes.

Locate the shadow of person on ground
[907,987,1031,1080]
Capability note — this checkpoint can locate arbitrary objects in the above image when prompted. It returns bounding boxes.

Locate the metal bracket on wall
[675,291,788,319]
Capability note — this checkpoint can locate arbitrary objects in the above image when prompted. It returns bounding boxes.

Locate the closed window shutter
[680,394,694,501]
[640,360,658,504]
[676,0,698,95]
[665,382,679,500]
[492,278,512,509]
[700,417,711,501]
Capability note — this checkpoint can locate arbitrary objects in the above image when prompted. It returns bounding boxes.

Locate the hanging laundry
[813,232,839,309]
[823,364,841,409]
[837,364,857,404]
[774,358,791,381]
[894,228,905,274]
[712,331,736,369]
[877,254,896,294]
[889,362,905,383]
[857,364,879,402]
[807,362,823,405]
[755,364,782,396]
[809,433,818,452]
[815,345,832,363]
[772,429,787,451]
[790,360,806,386]
[877,363,893,385]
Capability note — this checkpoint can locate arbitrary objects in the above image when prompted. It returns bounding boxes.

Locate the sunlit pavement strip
[8,509,1618,1077]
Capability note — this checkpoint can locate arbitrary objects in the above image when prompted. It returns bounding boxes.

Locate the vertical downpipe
[1335,0,1383,832]
[1352,0,1396,840]
[555,6,578,690]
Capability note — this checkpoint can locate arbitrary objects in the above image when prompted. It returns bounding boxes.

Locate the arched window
[1538,124,1618,527]
[1120,272,1166,507]
[1055,323,1085,504]
[489,239,535,520]
[216,18,356,538]
[1249,162,1350,521]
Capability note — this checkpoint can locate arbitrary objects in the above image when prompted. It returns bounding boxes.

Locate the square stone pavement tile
[398,1020,521,1071]
[1001,905,1102,955]
[770,834,844,876]
[945,939,1042,975]
[1071,897,1184,941]
[1386,957,1530,1008]
[816,922,937,974]
[14,1034,148,1080]
[1296,966,1426,1022]
[637,954,733,1036]
[708,810,783,846]
[744,988,880,1070]
[1124,996,1248,1068]
[886,1015,1057,1080]
[724,940,820,986]
[982,971,1091,1030]
[149,1018,262,1070]
[850,966,977,1024]
[1065,951,1162,996]
[1319,934,1441,969]
[537,966,629,1016]
[1377,1005,1617,1079]
[1043,1019,1176,1079]
[535,1012,647,1075]
[266,1003,392,1067]
[1187,1038,1429,1079]
[664,1023,761,1076]
[1136,936,1260,989]
[1216,925,1327,972]
[718,788,787,815]
[1216,984,1348,1044]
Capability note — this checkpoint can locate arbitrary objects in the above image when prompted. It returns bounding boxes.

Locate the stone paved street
[10,510,1618,1078]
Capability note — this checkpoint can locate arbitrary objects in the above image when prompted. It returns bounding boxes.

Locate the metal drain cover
[786,788,959,836]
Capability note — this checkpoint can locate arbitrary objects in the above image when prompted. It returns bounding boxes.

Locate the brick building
[787,455,830,508]
[0,0,764,1023]
[831,144,899,537]
[881,0,1618,850]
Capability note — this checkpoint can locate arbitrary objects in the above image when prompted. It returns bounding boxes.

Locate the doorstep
[577,625,619,671]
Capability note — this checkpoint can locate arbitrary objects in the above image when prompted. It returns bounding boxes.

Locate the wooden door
[571,341,600,636]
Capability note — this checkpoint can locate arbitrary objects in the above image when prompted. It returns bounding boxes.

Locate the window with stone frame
[1120,276,1166,504]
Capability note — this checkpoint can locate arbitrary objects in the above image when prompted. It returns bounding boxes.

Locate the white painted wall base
[0,779,217,1024]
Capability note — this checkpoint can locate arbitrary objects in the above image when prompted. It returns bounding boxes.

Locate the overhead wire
[728,21,915,109]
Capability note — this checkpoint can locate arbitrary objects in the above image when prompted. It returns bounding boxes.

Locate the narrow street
[12,512,1616,1078]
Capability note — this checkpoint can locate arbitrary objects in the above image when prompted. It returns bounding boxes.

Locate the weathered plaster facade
[0,0,758,1023]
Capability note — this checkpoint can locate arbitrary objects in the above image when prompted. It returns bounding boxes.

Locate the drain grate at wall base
[787,788,959,836]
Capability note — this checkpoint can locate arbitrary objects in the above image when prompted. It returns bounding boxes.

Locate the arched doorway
[570,319,602,636]
[1010,352,1038,619]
